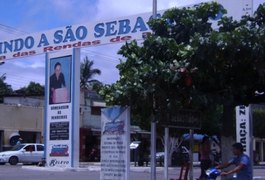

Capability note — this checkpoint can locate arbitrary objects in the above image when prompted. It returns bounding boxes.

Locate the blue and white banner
[100,106,130,180]
[45,48,80,168]
[235,105,252,157]
[0,12,153,61]
[0,0,252,61]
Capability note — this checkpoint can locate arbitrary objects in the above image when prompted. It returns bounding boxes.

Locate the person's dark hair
[54,62,61,69]
[232,142,244,152]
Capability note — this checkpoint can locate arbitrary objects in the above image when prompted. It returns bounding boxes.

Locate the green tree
[99,2,265,163]
[0,73,6,81]
[15,81,44,96]
[186,4,265,138]
[99,2,226,132]
[0,73,13,102]
[253,108,265,139]
[80,56,101,90]
[98,3,226,166]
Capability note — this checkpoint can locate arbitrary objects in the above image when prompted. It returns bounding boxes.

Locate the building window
[37,145,44,151]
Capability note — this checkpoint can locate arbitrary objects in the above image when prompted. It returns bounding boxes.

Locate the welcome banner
[0,0,252,61]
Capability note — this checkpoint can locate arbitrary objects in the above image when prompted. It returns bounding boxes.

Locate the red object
[185,76,192,87]
[170,163,189,180]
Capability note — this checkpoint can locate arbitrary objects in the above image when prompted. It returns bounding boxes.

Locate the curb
[22,166,90,172]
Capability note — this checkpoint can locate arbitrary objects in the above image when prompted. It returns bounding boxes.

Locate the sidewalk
[22,162,265,179]
[80,161,265,169]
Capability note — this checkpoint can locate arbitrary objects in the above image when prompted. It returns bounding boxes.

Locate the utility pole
[189,129,194,180]
[151,1,157,180]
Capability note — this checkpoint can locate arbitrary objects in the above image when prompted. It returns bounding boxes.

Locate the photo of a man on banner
[49,56,71,104]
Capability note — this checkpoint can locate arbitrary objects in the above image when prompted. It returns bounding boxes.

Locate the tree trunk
[161,136,179,167]
[220,136,235,179]
[168,137,178,167]
[222,104,235,137]
[220,104,235,179]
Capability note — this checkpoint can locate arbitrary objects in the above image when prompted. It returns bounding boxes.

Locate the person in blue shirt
[216,142,252,180]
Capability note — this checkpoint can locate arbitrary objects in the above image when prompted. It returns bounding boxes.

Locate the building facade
[0,91,149,162]
[79,90,105,161]
[0,91,106,161]
[0,96,44,151]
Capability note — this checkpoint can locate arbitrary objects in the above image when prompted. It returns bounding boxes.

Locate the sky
[0,0,264,90]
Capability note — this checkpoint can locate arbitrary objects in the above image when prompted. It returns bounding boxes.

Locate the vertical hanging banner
[235,105,253,157]
[45,48,80,168]
[100,106,130,180]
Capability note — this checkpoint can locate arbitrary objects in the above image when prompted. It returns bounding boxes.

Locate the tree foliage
[253,108,265,138]
[0,73,13,102]
[99,2,223,131]
[15,81,44,96]
[98,2,265,135]
[80,56,101,90]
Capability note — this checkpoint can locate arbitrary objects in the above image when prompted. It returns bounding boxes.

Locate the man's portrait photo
[49,56,71,104]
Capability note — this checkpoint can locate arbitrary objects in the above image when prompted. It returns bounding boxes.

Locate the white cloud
[8,55,45,69]
[47,0,99,24]
[94,0,207,21]
[0,58,45,90]
[95,0,152,20]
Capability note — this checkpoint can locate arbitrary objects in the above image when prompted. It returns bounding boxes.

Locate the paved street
[0,164,264,180]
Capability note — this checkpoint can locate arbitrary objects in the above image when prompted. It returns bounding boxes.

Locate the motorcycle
[206,168,221,180]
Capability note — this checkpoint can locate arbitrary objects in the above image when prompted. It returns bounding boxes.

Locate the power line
[0,24,28,39]
[0,24,121,89]
[0,24,27,34]
[81,53,119,65]
[6,78,44,87]
[82,49,122,60]
[81,49,121,62]
[2,72,44,85]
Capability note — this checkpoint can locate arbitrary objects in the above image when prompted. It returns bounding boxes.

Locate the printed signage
[45,48,80,168]
[235,105,253,157]
[0,0,252,61]
[0,12,153,61]
[163,109,201,129]
[100,107,130,180]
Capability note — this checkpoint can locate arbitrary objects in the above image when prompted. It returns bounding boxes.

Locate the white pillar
[151,121,157,180]
[189,129,194,180]
[164,127,169,180]
[261,141,264,161]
